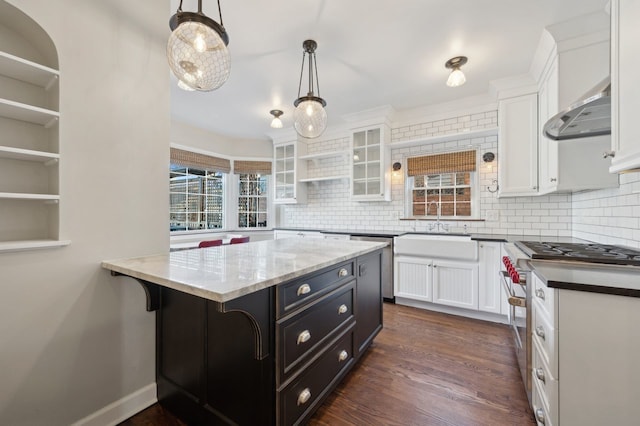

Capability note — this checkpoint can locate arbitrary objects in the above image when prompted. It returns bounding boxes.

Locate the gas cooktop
[515,241,640,267]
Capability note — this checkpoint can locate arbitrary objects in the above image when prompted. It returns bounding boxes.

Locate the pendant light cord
[297,51,306,98]
[217,0,224,27]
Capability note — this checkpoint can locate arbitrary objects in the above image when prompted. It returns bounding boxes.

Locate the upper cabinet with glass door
[273,140,307,204]
[351,124,391,201]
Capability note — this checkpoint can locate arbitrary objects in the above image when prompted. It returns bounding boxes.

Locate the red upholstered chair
[229,236,250,244]
[198,239,223,248]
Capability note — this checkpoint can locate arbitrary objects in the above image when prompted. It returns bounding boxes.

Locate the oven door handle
[500,271,526,308]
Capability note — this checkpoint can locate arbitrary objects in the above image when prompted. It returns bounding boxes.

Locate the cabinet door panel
[498,93,539,196]
[432,261,478,310]
[394,256,432,301]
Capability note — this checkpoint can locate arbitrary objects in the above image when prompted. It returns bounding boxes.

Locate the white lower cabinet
[478,241,502,314]
[531,270,640,425]
[394,256,432,302]
[394,255,479,309]
[432,261,478,309]
[274,230,323,239]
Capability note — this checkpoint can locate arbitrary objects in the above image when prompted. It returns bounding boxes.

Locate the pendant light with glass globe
[167,0,230,92]
[293,40,328,139]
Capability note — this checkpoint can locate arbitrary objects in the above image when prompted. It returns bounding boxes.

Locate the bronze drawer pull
[297,283,311,296]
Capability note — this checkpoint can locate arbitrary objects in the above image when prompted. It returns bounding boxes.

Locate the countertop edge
[102,242,386,303]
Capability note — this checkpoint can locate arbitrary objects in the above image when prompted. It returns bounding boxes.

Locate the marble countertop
[531,260,640,298]
[103,238,386,303]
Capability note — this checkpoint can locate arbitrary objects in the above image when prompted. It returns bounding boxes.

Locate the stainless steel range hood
[543,77,611,140]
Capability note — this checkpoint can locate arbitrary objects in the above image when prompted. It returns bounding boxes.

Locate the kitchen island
[102,239,385,425]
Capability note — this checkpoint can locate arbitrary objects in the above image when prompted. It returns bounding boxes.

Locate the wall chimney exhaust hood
[543,77,610,140]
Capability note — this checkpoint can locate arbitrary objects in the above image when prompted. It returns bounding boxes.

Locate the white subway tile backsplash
[281,109,639,246]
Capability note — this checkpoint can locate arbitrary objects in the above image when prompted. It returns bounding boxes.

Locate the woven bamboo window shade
[170,148,231,173]
[233,160,272,175]
[406,150,476,176]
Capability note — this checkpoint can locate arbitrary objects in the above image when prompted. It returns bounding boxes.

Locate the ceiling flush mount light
[445,56,468,87]
[270,109,283,129]
[167,0,230,92]
[293,40,327,139]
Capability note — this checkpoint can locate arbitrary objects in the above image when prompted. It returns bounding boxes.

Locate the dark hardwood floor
[120,303,534,426]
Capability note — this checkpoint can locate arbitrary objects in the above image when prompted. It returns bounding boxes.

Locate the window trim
[403,151,480,220]
[169,144,273,234]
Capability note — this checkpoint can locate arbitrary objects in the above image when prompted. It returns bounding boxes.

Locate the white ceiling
[169,0,609,141]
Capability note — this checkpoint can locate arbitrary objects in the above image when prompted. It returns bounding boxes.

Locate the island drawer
[277,260,355,318]
[278,328,354,426]
[277,282,354,383]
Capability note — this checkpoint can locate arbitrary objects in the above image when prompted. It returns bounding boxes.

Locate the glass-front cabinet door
[351,125,390,201]
[273,141,307,204]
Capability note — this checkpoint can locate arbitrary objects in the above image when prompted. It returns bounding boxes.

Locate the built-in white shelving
[0,192,59,201]
[299,175,349,183]
[0,33,64,250]
[0,239,71,253]
[0,98,59,127]
[0,51,59,88]
[298,150,347,161]
[0,146,59,163]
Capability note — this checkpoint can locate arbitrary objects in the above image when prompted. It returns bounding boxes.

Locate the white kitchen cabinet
[610,0,640,173]
[0,18,69,252]
[394,255,479,309]
[478,241,502,314]
[273,141,307,204]
[536,34,617,193]
[273,229,323,239]
[431,260,478,310]
[498,93,539,197]
[530,270,640,426]
[350,124,391,201]
[394,256,432,302]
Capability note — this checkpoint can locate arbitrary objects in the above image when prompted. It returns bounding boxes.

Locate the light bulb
[306,104,314,116]
[270,117,283,129]
[177,79,195,91]
[193,33,207,52]
[447,68,466,87]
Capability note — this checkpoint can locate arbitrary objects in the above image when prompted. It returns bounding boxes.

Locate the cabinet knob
[535,325,546,341]
[550,178,557,182]
[297,388,312,406]
[297,330,311,345]
[535,288,545,300]
[535,367,546,384]
[533,186,538,190]
[535,408,546,424]
[337,304,348,315]
[338,350,348,362]
[297,283,311,296]
[338,268,349,277]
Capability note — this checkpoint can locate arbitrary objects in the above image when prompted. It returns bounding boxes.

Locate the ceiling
[169,0,609,141]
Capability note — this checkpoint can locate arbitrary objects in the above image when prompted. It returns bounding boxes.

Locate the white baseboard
[71,383,157,426]
[395,297,509,325]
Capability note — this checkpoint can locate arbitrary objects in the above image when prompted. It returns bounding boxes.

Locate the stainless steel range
[515,241,640,266]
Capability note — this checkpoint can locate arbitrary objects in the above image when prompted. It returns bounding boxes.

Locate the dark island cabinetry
[155,250,382,425]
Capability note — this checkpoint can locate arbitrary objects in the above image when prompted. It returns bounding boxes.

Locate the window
[238,174,269,228]
[405,150,478,219]
[234,160,272,229]
[170,148,231,232]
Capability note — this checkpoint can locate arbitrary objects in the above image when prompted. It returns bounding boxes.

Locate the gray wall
[0,1,169,424]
